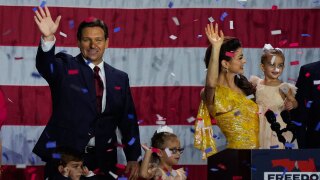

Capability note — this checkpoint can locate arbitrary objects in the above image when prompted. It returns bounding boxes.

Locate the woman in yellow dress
[194,23,259,159]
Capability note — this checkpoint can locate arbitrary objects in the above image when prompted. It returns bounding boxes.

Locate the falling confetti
[114,27,121,33]
[271,30,281,35]
[169,35,177,40]
[290,60,299,66]
[59,31,67,38]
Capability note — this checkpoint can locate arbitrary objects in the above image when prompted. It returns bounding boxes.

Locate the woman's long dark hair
[204,37,256,96]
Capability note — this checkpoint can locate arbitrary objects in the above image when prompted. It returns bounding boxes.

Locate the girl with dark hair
[194,23,259,159]
[139,126,186,180]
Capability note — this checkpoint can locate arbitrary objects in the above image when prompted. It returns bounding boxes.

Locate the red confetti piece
[14,57,23,60]
[271,5,278,10]
[116,143,126,148]
[217,163,227,170]
[197,118,203,121]
[151,147,161,153]
[278,39,287,47]
[233,176,243,180]
[305,72,311,78]
[84,16,97,23]
[211,118,217,125]
[290,60,299,66]
[68,69,79,75]
[116,163,126,169]
[289,42,299,47]
[225,51,235,58]
[114,86,121,90]
[317,85,320,91]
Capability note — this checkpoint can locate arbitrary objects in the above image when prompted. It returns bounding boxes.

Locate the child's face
[60,161,84,180]
[261,55,284,80]
[161,137,183,166]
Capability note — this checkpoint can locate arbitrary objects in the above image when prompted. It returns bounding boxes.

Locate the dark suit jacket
[293,61,320,148]
[33,45,141,173]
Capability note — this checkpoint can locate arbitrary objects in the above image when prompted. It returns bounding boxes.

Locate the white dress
[250,76,298,149]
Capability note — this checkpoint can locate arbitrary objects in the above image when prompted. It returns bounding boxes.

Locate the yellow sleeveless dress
[194,85,259,159]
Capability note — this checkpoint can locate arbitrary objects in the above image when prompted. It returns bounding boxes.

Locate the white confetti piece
[197,34,203,38]
[59,31,67,38]
[16,164,27,169]
[271,30,281,35]
[156,114,166,121]
[7,98,13,103]
[170,72,176,77]
[208,17,214,23]
[165,148,172,157]
[229,20,234,29]
[197,120,204,128]
[169,35,177,40]
[271,56,276,64]
[186,116,196,123]
[172,17,180,26]
[109,171,118,179]
[314,80,320,85]
[246,94,254,99]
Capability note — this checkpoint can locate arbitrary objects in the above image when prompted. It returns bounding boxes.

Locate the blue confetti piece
[3,152,9,162]
[69,20,75,29]
[166,171,171,176]
[205,147,212,153]
[315,122,320,131]
[118,176,128,180]
[31,72,42,78]
[291,121,302,126]
[306,101,313,108]
[128,114,134,119]
[168,1,174,8]
[270,145,279,149]
[251,166,257,171]
[29,154,36,165]
[114,27,121,33]
[285,142,294,148]
[32,7,37,12]
[190,128,195,133]
[50,63,54,74]
[52,153,61,159]
[81,88,88,94]
[301,34,311,37]
[185,167,188,177]
[220,12,228,21]
[128,137,136,146]
[281,168,287,177]
[40,1,46,8]
[46,141,56,149]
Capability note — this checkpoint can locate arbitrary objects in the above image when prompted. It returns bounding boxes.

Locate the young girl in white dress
[250,44,298,149]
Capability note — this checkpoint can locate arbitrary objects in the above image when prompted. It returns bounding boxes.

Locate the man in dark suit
[293,61,320,149]
[32,6,141,179]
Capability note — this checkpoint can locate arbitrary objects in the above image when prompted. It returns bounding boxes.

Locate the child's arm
[139,144,157,179]
[284,89,298,110]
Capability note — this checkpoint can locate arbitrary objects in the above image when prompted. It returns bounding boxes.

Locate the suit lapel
[76,54,97,112]
[104,62,115,113]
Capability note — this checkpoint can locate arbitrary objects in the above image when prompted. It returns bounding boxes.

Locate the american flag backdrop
[0,0,319,179]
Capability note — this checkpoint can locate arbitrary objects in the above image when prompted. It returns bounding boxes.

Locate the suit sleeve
[36,44,64,85]
[118,75,142,161]
[293,66,312,148]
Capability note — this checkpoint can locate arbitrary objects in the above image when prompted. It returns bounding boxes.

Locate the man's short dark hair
[77,17,108,41]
